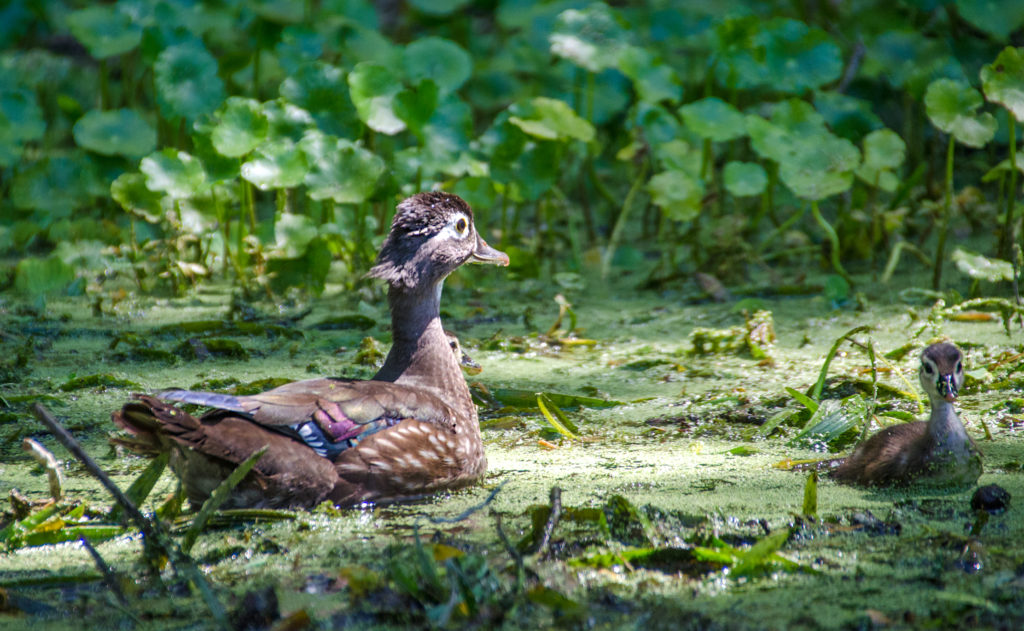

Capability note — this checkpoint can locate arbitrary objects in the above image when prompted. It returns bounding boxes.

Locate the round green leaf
[300,132,385,203]
[779,133,860,200]
[403,37,471,94]
[508,97,595,143]
[746,100,829,164]
[648,170,704,221]
[262,99,316,142]
[863,30,962,97]
[952,247,1014,282]
[981,153,1024,182]
[154,40,225,123]
[241,139,308,190]
[617,46,681,105]
[67,5,142,59]
[925,79,996,147]
[72,108,156,158]
[813,91,883,141]
[855,129,906,192]
[679,97,746,142]
[252,0,304,24]
[12,156,97,217]
[210,97,268,158]
[14,255,75,296]
[272,212,318,258]
[760,19,842,94]
[347,62,405,135]
[279,62,347,112]
[111,172,164,222]
[723,161,767,197]
[140,149,207,199]
[407,0,471,16]
[653,139,701,177]
[0,89,45,167]
[982,47,1024,123]
[341,25,402,67]
[549,3,630,73]
[395,79,439,137]
[860,129,906,171]
[278,62,360,138]
[956,0,1024,41]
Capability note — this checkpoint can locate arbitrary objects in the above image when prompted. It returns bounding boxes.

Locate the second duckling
[832,342,982,488]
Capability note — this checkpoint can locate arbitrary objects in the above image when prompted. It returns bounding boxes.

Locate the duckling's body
[832,343,981,488]
[113,193,507,509]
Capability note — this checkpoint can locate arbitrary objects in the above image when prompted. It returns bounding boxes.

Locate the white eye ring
[454,214,469,236]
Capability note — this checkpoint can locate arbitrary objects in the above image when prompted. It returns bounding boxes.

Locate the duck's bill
[471,235,510,266]
[938,375,958,402]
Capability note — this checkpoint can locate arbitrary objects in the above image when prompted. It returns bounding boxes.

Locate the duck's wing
[831,422,930,486]
[156,379,458,458]
[111,395,339,509]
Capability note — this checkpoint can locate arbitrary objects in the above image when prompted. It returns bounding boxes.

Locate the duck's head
[367,192,508,290]
[919,342,964,403]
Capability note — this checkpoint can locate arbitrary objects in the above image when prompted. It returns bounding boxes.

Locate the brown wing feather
[329,419,483,505]
[224,378,458,433]
[113,395,338,509]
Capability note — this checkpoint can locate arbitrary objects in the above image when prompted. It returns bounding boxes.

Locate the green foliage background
[1,0,1022,299]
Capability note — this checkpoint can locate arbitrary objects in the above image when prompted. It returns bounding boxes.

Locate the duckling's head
[367,192,508,290]
[919,342,964,403]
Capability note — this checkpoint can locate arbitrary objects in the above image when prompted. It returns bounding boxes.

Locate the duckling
[832,342,982,488]
[112,192,508,509]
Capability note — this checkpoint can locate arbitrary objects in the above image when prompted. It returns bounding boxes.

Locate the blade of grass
[809,325,872,400]
[109,452,168,524]
[802,471,818,517]
[785,387,819,412]
[537,393,579,439]
[181,446,267,554]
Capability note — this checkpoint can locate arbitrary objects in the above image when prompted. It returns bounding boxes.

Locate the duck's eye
[455,216,468,235]
[923,363,934,375]
[956,362,963,373]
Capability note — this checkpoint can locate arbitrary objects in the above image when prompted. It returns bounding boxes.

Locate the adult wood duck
[112,192,508,509]
[832,342,982,488]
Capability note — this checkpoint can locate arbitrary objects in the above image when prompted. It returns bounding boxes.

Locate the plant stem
[1000,116,1018,259]
[99,59,110,110]
[933,135,954,290]
[811,201,853,286]
[602,159,649,280]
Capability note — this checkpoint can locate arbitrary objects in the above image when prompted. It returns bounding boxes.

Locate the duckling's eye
[956,362,963,373]
[455,216,468,235]
[923,363,934,375]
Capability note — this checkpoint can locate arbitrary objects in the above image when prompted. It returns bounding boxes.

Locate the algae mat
[1,275,1022,630]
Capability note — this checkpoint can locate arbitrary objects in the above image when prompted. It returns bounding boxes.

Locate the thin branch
[79,535,131,608]
[31,403,229,628]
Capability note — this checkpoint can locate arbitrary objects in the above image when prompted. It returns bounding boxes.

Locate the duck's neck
[927,396,969,448]
[374,282,471,408]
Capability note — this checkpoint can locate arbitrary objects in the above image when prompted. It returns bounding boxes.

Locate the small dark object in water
[231,585,279,631]
[848,510,901,536]
[971,484,1010,514]
[832,343,982,488]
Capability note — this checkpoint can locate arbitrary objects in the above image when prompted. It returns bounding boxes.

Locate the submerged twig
[427,480,508,525]
[21,438,64,501]
[30,404,229,628]
[493,512,525,592]
[79,535,130,608]
[529,486,562,559]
